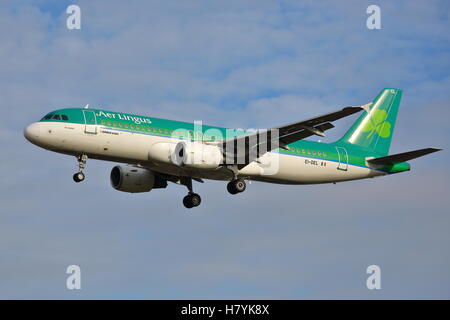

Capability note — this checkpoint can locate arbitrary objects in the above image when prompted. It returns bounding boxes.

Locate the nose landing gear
[73,155,87,183]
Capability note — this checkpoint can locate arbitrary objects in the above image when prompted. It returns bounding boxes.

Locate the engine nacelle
[110,165,166,193]
[148,142,177,164]
[171,141,223,169]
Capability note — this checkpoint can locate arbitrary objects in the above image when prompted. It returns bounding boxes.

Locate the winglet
[361,102,372,113]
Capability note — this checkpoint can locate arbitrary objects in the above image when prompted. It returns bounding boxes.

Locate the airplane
[24,88,441,208]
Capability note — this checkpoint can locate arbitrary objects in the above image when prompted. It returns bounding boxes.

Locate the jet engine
[171,141,223,169]
[110,165,166,193]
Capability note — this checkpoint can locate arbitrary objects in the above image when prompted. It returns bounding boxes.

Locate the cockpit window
[41,113,68,121]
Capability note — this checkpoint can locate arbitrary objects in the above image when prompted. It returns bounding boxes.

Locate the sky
[0,0,449,299]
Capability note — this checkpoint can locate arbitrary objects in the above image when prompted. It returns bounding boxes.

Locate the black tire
[183,195,193,208]
[227,181,238,195]
[73,172,85,183]
[183,194,201,208]
[227,179,246,194]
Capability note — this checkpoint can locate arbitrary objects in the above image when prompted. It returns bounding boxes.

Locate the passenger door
[83,110,97,134]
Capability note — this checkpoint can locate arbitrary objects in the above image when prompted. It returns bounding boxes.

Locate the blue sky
[0,0,449,299]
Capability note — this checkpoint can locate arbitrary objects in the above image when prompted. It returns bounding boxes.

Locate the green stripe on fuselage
[39,108,410,174]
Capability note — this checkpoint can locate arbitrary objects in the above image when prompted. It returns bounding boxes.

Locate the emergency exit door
[336,146,348,171]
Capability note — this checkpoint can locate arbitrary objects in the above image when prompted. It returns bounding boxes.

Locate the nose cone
[24,122,41,144]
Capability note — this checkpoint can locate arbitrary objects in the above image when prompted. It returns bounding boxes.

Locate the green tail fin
[338,88,402,156]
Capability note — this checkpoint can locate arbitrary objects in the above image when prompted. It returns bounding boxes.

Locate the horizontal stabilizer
[367,148,442,165]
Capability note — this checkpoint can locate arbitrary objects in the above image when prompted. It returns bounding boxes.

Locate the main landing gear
[183,193,201,209]
[180,177,247,208]
[227,178,246,195]
[181,177,201,209]
[73,155,87,183]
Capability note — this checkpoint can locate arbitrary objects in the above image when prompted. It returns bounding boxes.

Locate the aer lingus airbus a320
[24,88,441,208]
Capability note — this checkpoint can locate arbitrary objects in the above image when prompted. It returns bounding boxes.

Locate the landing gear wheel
[183,193,201,208]
[234,179,246,193]
[227,179,246,195]
[183,196,193,208]
[73,155,88,183]
[73,172,85,183]
[227,182,238,195]
[190,193,201,207]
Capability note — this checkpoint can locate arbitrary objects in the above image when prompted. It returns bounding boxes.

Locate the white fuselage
[24,121,385,184]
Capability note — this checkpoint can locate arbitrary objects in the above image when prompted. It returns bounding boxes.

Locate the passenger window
[62,115,68,120]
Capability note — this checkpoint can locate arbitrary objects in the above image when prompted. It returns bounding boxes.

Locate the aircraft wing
[221,106,364,168]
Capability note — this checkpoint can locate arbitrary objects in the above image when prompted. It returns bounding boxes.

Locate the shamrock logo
[361,109,391,138]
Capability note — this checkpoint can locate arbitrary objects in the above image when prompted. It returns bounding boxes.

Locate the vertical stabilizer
[338,88,402,155]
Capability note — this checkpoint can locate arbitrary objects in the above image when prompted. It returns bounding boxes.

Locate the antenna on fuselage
[84,104,89,109]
